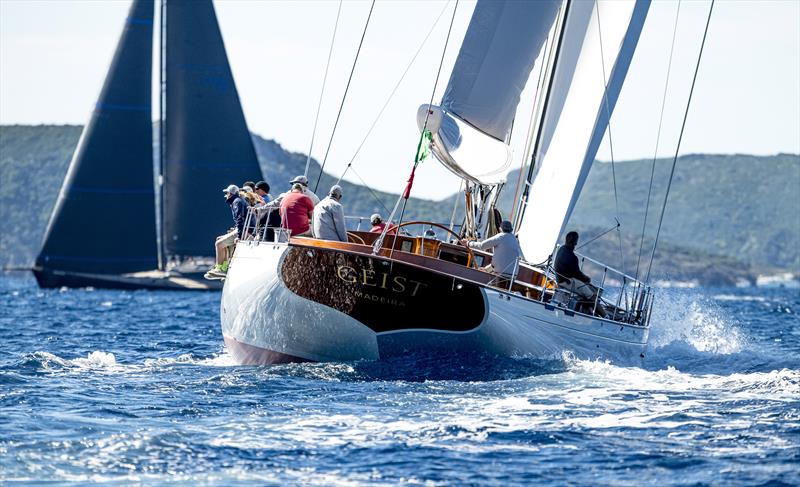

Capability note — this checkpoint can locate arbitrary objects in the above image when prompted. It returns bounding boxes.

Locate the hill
[497,154,800,273]
[1,124,797,286]
[0,125,454,269]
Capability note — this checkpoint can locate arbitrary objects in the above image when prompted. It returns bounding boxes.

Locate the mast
[158,0,167,270]
[516,0,652,263]
[513,0,571,231]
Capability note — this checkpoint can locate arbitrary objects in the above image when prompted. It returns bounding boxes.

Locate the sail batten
[162,0,263,258]
[35,0,157,275]
[518,0,651,263]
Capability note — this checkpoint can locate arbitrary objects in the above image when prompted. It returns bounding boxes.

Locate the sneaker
[204,268,227,280]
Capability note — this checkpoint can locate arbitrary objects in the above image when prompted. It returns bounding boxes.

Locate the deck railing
[534,244,654,327]
[239,208,652,326]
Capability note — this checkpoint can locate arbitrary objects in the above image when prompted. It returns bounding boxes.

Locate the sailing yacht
[33,0,263,291]
[220,0,658,364]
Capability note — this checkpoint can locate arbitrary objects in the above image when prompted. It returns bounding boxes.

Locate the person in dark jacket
[205,184,248,280]
[554,231,607,318]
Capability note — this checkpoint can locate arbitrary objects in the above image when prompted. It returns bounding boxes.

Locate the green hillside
[0,125,454,268]
[1,124,797,285]
[496,154,800,271]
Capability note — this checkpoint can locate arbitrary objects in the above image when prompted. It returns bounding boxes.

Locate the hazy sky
[1,0,798,199]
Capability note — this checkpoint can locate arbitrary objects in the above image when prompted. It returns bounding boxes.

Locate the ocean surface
[1,274,798,485]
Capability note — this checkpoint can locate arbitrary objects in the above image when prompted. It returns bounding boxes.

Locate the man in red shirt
[280,183,315,237]
[369,213,396,234]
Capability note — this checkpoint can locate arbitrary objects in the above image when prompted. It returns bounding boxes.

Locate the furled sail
[36,0,157,274]
[517,0,651,263]
[162,0,262,257]
[418,0,560,185]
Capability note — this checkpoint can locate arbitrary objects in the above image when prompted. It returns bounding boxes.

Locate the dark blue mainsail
[36,0,157,274]
[162,0,263,257]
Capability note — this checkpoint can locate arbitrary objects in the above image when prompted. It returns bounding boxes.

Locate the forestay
[419,0,560,185]
[518,0,651,263]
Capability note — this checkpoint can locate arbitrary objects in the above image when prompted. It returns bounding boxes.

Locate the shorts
[215,230,237,248]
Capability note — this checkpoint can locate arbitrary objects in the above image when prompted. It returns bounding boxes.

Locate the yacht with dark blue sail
[33,0,263,291]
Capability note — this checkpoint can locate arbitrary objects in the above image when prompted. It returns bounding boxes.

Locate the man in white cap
[255,175,319,213]
[369,213,396,235]
[461,220,525,278]
[252,175,320,237]
[206,184,248,279]
[313,185,348,242]
[288,175,320,205]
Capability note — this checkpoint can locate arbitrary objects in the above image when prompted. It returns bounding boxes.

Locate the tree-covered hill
[496,154,800,272]
[1,124,797,285]
[0,125,454,269]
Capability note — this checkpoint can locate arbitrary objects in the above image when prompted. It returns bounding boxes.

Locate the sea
[1,274,798,486]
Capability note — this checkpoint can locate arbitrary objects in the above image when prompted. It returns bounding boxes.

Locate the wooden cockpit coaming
[275,231,649,330]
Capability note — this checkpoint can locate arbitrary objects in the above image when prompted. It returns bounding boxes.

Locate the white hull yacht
[221,230,652,365]
[218,0,711,365]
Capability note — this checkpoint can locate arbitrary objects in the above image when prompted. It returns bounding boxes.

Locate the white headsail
[418,0,561,185]
[517,0,651,263]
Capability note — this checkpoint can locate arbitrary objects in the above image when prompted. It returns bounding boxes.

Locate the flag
[415,130,432,164]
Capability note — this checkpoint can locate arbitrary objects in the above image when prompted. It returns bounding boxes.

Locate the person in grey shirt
[313,185,348,242]
[462,220,525,277]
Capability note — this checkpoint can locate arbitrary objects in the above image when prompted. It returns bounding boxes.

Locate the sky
[1,0,798,200]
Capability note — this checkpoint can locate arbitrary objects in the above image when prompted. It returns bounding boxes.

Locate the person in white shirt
[313,185,348,242]
[462,220,525,277]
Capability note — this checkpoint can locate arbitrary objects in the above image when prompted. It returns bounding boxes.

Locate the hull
[33,267,222,291]
[221,242,649,365]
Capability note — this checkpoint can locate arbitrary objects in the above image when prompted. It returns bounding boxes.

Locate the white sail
[518,0,651,263]
[419,0,561,185]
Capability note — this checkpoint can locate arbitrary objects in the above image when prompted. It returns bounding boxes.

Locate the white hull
[221,242,649,365]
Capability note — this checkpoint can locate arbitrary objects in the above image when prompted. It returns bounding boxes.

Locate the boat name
[335,265,427,297]
[353,291,406,306]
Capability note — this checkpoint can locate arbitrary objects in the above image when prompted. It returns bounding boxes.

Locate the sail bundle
[419,0,560,185]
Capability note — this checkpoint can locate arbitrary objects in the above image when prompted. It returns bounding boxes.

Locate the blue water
[1,275,798,485]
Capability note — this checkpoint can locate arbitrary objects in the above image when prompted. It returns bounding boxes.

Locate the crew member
[462,220,525,277]
[205,184,248,280]
[369,213,396,234]
[554,231,608,318]
[280,183,315,237]
[313,185,348,242]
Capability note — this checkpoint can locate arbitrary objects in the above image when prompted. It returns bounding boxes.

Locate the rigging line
[348,165,392,216]
[304,0,343,178]
[374,0,459,256]
[313,0,376,193]
[634,0,681,282]
[515,0,570,231]
[510,32,551,223]
[448,179,463,232]
[645,0,715,284]
[595,1,625,274]
[576,219,621,250]
[337,0,451,185]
